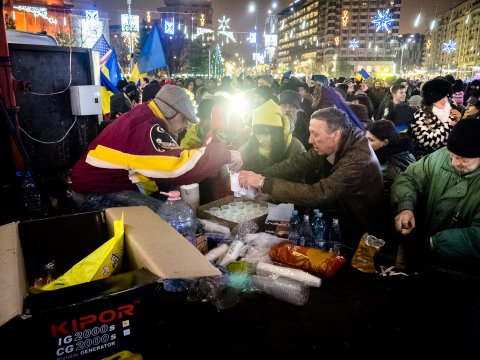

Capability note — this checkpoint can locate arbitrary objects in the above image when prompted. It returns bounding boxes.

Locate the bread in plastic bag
[269,241,346,278]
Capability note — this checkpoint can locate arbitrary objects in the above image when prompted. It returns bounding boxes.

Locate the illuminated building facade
[3,0,74,42]
[276,0,402,78]
[423,0,480,79]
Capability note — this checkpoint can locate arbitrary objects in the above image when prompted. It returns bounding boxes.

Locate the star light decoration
[349,38,359,50]
[218,15,230,31]
[372,9,393,32]
[442,40,456,54]
[218,15,236,43]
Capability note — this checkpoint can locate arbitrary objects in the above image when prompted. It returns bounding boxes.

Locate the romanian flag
[129,23,167,84]
[92,35,122,115]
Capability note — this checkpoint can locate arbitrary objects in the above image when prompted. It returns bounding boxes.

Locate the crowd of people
[70,72,480,272]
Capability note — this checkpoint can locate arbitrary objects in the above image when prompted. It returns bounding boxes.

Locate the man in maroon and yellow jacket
[71,85,242,212]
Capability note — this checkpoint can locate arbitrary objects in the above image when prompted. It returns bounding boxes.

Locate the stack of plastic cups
[251,275,310,306]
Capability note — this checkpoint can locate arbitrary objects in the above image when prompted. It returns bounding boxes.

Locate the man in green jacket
[238,107,383,250]
[391,116,480,267]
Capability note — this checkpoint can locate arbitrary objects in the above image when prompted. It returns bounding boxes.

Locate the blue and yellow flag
[129,23,167,84]
[355,68,371,82]
[92,35,122,115]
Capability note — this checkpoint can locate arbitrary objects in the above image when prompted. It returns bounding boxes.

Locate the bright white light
[248,2,256,13]
[414,13,421,27]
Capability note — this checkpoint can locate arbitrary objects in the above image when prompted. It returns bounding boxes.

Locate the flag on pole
[92,34,112,68]
[129,23,167,84]
[355,68,371,82]
[92,34,122,115]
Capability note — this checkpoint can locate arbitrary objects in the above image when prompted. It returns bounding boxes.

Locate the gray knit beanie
[153,84,198,123]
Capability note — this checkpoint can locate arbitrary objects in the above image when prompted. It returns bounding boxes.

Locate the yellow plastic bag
[351,232,385,273]
[40,213,125,291]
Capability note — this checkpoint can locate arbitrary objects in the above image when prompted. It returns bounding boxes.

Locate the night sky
[93,0,455,58]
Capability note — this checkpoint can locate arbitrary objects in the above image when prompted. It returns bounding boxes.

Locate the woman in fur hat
[410,77,462,159]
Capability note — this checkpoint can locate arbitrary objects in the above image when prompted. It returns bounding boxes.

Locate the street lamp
[127,0,134,73]
[248,1,258,67]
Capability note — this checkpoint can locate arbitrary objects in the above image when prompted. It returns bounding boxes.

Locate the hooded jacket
[261,126,383,248]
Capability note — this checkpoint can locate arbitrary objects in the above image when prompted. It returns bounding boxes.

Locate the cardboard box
[0,206,220,359]
[197,195,268,231]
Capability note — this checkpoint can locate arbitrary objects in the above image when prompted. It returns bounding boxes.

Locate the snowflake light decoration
[372,9,393,32]
[349,38,360,50]
[442,40,456,54]
[218,15,230,31]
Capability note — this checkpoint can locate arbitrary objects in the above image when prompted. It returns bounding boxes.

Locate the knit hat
[153,84,197,123]
[278,90,301,109]
[447,116,480,158]
[252,99,292,146]
[142,80,161,102]
[109,92,132,119]
[312,74,329,87]
[421,78,452,106]
[252,99,284,127]
[253,85,278,103]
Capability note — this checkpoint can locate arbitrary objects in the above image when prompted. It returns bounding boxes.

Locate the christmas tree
[212,44,225,79]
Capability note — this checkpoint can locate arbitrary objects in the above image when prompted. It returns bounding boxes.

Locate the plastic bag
[269,241,346,278]
[38,213,125,291]
[351,232,385,273]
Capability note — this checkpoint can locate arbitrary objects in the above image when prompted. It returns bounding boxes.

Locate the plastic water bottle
[328,218,342,254]
[288,209,301,245]
[18,171,43,218]
[156,190,197,245]
[312,212,326,250]
[299,214,313,247]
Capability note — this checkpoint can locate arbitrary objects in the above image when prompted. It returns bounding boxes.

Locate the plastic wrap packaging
[251,275,309,306]
[256,262,322,287]
[351,233,385,273]
[269,241,346,279]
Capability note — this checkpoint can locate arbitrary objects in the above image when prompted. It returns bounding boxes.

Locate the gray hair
[310,107,353,134]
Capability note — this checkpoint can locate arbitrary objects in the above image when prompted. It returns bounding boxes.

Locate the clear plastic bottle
[18,170,43,218]
[299,214,313,247]
[156,190,197,245]
[288,209,301,245]
[328,218,342,254]
[312,212,326,250]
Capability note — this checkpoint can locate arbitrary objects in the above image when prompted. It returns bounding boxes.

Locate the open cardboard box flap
[0,206,220,328]
[0,221,27,328]
[105,206,220,279]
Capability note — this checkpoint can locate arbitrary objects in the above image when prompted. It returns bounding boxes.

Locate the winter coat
[261,127,383,248]
[411,109,454,159]
[391,147,480,265]
[71,101,231,195]
[375,136,416,196]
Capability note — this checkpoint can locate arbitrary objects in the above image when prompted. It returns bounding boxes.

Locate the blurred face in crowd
[450,152,480,175]
[309,118,340,156]
[366,131,388,151]
[392,88,407,103]
[256,131,272,149]
[169,113,189,136]
[464,101,479,118]
[433,96,449,109]
[258,78,271,87]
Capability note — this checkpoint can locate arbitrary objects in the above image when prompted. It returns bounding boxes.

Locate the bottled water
[312,211,326,250]
[288,209,301,245]
[328,218,342,254]
[299,214,313,247]
[156,190,197,245]
[18,171,43,218]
